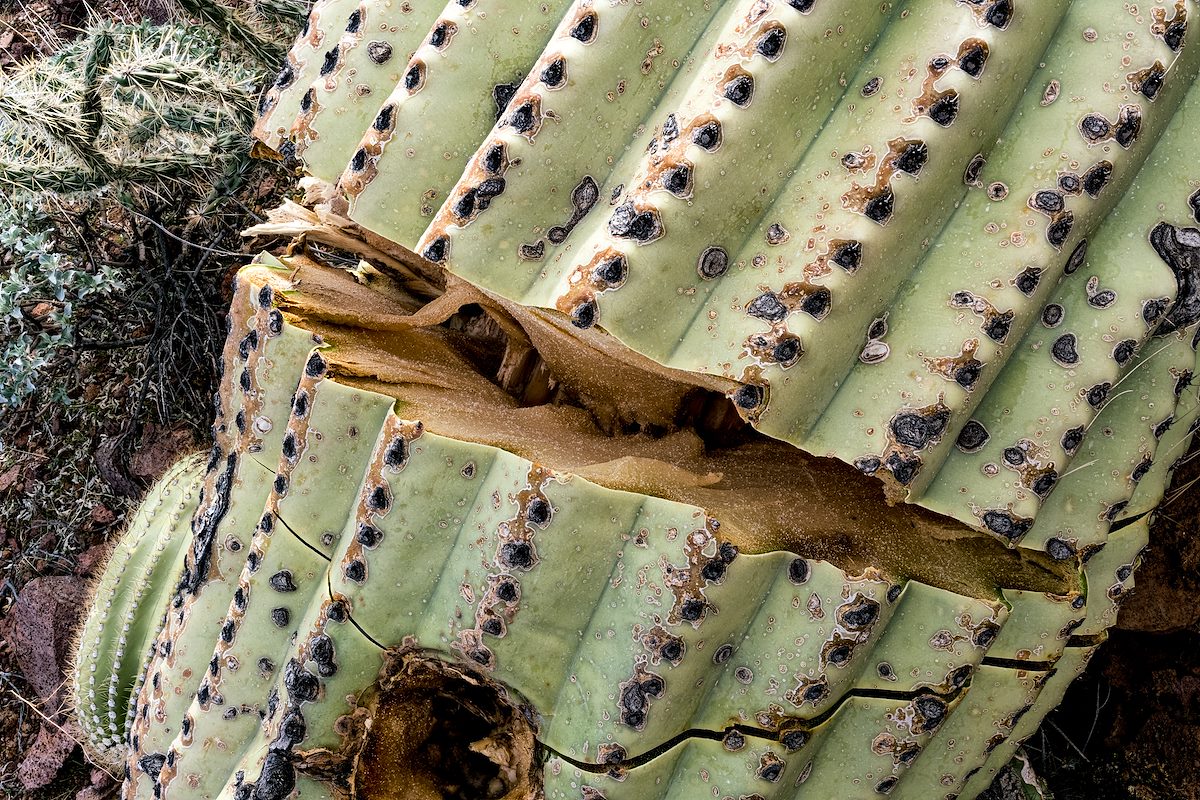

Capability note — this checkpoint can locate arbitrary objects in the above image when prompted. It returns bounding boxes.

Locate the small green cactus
[71,1,1200,799]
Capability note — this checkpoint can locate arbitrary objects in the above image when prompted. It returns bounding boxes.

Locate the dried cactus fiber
[69,1,1200,799]
[75,246,1197,799]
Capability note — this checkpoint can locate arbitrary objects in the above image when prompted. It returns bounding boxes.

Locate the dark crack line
[272,508,332,563]
[326,569,389,652]
[545,682,972,773]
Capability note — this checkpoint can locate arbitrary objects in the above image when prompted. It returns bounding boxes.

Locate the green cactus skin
[341,0,579,246]
[90,255,1195,800]
[75,0,1200,797]
[72,455,206,767]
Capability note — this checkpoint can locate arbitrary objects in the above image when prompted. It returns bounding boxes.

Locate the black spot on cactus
[831,240,863,272]
[747,292,788,323]
[1015,267,1042,295]
[270,568,295,594]
[247,551,260,572]
[1046,538,1075,561]
[772,337,803,366]
[1114,106,1142,148]
[1065,239,1088,274]
[281,432,298,462]
[276,708,307,750]
[268,310,283,337]
[928,91,960,126]
[876,776,899,794]
[1036,302,1065,326]
[480,616,504,637]
[318,47,339,77]
[299,88,315,114]
[692,120,722,151]
[1175,370,1194,397]
[592,254,627,286]
[570,300,598,329]
[366,40,392,64]
[608,201,662,243]
[985,0,1013,28]
[981,510,1033,541]
[863,186,895,224]
[861,76,882,96]
[304,351,326,378]
[723,74,754,107]
[958,41,988,78]
[802,680,829,704]
[723,730,745,751]
[1050,333,1079,365]
[1002,446,1025,466]
[220,617,236,644]
[570,11,597,43]
[733,384,765,410]
[1143,296,1171,326]
[788,0,815,11]
[1082,161,1113,197]
[679,597,706,622]
[1148,223,1200,335]
[1059,172,1082,195]
[356,523,382,548]
[327,600,347,622]
[956,420,990,452]
[983,311,1014,343]
[914,695,949,731]
[254,751,296,800]
[487,83,518,123]
[495,579,519,603]
[344,559,366,582]
[526,497,552,527]
[1087,382,1111,407]
[780,729,809,751]
[1131,457,1153,483]
[271,607,290,627]
[283,663,318,703]
[893,140,928,175]
[1153,416,1174,439]
[757,757,784,782]
[1030,470,1058,499]
[403,62,425,92]
[483,144,505,175]
[1113,339,1138,366]
[429,21,450,48]
[1061,426,1085,454]
[964,153,986,186]
[139,753,166,779]
[701,558,727,582]
[349,148,368,173]
[500,541,535,570]
[1046,212,1074,250]
[854,456,881,475]
[1030,190,1065,215]
[640,674,665,698]
[235,410,247,434]
[239,369,252,393]
[955,361,982,389]
[367,484,390,512]
[839,597,880,630]
[384,436,407,469]
[274,64,296,90]
[1079,114,1112,143]
[884,452,922,486]
[310,634,337,677]
[660,638,684,664]
[889,410,950,450]
[540,57,565,88]
[663,164,692,197]
[713,644,734,664]
[344,8,361,33]
[801,287,832,319]
[1088,288,1116,309]
[453,189,477,219]
[756,26,786,60]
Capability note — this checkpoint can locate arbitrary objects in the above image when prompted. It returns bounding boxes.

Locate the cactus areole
[73,1,1200,799]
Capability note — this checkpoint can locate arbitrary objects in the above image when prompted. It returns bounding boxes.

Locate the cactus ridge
[89,255,1196,799]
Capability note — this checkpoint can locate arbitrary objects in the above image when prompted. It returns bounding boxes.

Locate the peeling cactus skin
[71,2,1200,800]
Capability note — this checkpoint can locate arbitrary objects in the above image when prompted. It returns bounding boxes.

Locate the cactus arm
[72,455,206,767]
[342,0,578,247]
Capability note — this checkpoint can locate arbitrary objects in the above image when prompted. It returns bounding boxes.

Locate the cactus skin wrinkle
[72,1,1200,799]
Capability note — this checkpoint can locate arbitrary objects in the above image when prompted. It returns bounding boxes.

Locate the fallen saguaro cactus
[74,1,1200,798]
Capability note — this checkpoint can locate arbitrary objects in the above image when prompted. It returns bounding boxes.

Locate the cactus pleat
[72,455,206,765]
[340,0,580,245]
